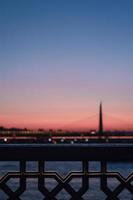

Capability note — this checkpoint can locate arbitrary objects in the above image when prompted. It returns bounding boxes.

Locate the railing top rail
[0,144,133,161]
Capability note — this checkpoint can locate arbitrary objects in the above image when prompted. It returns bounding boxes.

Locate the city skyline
[0,1,133,130]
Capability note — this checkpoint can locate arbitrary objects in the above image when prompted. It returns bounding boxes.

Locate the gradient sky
[0,0,133,130]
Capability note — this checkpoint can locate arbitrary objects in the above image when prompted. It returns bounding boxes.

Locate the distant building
[99,102,104,136]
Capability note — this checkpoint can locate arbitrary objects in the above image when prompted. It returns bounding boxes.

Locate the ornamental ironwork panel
[0,160,133,199]
[0,144,133,199]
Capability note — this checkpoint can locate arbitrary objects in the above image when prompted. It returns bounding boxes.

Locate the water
[0,161,133,199]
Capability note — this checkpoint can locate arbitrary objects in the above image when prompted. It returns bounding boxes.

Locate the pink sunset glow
[1,1,133,131]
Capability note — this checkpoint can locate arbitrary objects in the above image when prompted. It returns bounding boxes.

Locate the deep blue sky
[0,0,133,130]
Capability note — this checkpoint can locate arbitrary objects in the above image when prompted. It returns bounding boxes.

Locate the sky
[0,0,133,130]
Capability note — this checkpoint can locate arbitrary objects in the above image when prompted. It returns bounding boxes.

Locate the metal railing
[0,144,133,199]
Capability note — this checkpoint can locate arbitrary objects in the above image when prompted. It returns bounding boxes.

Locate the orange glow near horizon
[0,109,133,131]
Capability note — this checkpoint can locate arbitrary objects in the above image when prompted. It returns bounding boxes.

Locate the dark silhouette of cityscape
[0,103,133,143]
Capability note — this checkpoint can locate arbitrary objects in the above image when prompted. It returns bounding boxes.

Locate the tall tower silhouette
[99,102,103,135]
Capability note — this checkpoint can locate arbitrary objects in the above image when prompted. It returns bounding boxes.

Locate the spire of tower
[99,102,103,135]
